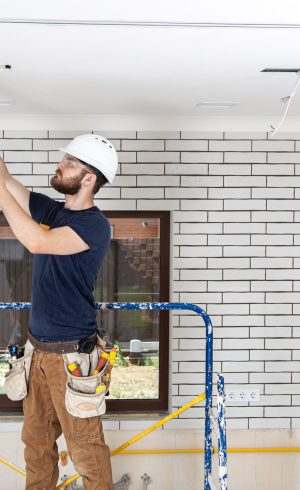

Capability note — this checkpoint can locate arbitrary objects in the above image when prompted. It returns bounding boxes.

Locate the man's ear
[83,174,96,187]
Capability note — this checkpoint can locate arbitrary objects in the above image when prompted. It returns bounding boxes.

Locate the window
[0,211,170,413]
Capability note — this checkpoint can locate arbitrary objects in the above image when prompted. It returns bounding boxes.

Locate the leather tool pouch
[4,340,34,401]
[63,338,110,418]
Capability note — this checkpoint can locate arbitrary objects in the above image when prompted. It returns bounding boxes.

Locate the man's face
[50,155,90,195]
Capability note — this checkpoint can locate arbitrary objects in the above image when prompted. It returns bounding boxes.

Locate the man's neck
[64,194,94,211]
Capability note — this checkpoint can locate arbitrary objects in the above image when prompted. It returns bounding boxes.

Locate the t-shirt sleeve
[29,191,57,223]
[68,213,111,251]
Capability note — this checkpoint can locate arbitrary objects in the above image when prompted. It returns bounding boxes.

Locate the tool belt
[28,330,97,354]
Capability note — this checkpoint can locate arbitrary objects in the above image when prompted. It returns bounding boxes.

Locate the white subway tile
[181,223,221,233]
[106,179,134,192]
[49,130,91,138]
[173,281,207,292]
[174,235,207,246]
[223,316,263,326]
[5,151,48,162]
[208,258,250,268]
[138,152,179,162]
[97,200,136,210]
[7,163,32,174]
[181,131,223,139]
[179,292,222,303]
[181,200,222,210]
[266,384,300,394]
[33,139,70,150]
[166,140,208,151]
[209,188,251,199]
[250,373,291,383]
[265,361,300,372]
[224,152,266,163]
[268,176,300,187]
[226,407,263,417]
[137,175,179,186]
[138,131,179,139]
[180,269,222,280]
[250,419,290,429]
[251,281,292,291]
[209,140,251,151]
[166,188,207,198]
[265,316,300,326]
[225,199,266,210]
[122,140,164,151]
[224,176,266,187]
[224,270,264,280]
[265,407,299,417]
[250,350,291,361]
[224,223,266,234]
[252,235,293,245]
[118,152,136,163]
[207,304,249,315]
[267,292,300,303]
[5,130,48,138]
[250,326,292,337]
[173,258,207,269]
[253,188,294,198]
[174,212,208,223]
[214,350,249,361]
[267,247,300,257]
[214,327,249,338]
[165,164,208,175]
[121,188,163,198]
[253,211,293,222]
[122,163,163,174]
[208,281,250,292]
[181,152,223,163]
[268,200,300,210]
[253,140,294,151]
[0,139,32,150]
[223,339,264,349]
[17,175,48,186]
[223,292,264,303]
[210,164,251,175]
[137,200,179,210]
[250,304,292,314]
[180,246,222,257]
[251,258,292,268]
[224,246,265,257]
[181,176,223,187]
[224,132,267,140]
[209,211,250,222]
[222,373,249,383]
[268,151,300,163]
[252,164,294,175]
[208,235,250,245]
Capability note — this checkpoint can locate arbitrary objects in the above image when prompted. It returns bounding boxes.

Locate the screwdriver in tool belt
[92,351,110,375]
[105,348,117,379]
[68,362,82,377]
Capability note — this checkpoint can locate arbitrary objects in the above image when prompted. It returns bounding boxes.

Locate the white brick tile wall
[4,129,300,430]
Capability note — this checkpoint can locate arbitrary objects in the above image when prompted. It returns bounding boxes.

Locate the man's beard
[50,169,87,195]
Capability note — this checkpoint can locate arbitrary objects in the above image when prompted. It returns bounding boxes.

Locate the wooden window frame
[0,210,170,414]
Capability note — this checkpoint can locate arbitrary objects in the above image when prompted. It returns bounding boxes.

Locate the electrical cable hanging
[270,72,300,137]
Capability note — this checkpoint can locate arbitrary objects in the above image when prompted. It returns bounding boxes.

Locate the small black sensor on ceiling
[261,68,300,73]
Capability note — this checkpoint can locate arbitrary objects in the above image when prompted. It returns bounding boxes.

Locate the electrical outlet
[226,388,260,402]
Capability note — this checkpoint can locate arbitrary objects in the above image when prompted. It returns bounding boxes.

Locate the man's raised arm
[0,157,30,215]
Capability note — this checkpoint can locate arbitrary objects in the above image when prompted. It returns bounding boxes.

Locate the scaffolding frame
[0,301,227,490]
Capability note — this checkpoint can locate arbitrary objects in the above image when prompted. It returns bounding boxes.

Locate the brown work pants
[21,349,113,490]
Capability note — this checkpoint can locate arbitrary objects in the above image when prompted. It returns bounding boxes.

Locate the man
[0,134,118,490]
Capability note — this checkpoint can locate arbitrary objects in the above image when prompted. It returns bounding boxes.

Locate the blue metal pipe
[0,301,213,489]
[217,374,228,490]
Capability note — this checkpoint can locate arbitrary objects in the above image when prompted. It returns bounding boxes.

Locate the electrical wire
[270,72,300,137]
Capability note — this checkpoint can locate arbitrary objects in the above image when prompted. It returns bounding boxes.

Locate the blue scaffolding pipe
[0,301,214,490]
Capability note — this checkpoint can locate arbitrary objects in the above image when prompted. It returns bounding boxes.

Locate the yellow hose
[0,455,26,477]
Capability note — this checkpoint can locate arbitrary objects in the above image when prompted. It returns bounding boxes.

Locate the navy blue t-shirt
[29,192,110,340]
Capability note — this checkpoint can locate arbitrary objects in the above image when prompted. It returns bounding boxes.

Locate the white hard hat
[59,134,118,184]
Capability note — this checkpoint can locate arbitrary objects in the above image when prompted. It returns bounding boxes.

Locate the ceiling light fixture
[0,65,11,71]
[195,101,240,108]
[0,99,14,106]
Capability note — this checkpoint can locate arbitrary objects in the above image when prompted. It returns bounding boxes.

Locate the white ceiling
[1,0,300,130]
